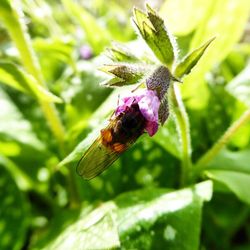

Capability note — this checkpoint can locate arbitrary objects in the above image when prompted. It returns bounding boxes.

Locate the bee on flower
[77,66,171,180]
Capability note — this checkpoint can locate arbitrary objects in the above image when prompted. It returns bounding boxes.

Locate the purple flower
[115,89,160,136]
[80,45,93,59]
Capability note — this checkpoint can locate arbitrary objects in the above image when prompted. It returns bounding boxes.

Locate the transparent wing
[76,136,122,180]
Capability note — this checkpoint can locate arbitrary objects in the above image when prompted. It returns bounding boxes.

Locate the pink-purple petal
[145,121,158,136]
[115,89,160,136]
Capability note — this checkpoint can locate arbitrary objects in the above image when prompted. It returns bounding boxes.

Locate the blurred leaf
[226,63,250,107]
[21,0,62,36]
[152,117,181,159]
[206,149,250,174]
[116,181,213,249]
[33,38,74,64]
[205,170,250,205]
[0,88,45,150]
[181,0,250,108]
[174,37,215,78]
[0,164,29,250]
[160,0,211,36]
[0,61,62,103]
[0,142,20,157]
[37,202,120,250]
[0,155,35,191]
[0,0,11,13]
[62,0,110,54]
[133,5,177,67]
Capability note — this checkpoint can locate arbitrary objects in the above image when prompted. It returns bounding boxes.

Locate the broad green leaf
[205,170,250,205]
[133,5,177,67]
[33,182,212,250]
[206,149,250,174]
[116,181,213,249]
[160,0,211,36]
[35,202,120,250]
[0,89,45,150]
[174,37,215,78]
[226,63,250,107]
[61,0,111,54]
[0,62,62,103]
[181,0,250,108]
[0,164,29,250]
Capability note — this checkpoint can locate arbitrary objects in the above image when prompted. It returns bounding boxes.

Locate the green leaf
[205,170,250,205]
[181,0,250,109]
[116,181,212,249]
[33,38,74,64]
[133,5,177,67]
[33,182,212,250]
[206,149,250,174]
[226,63,250,107]
[174,37,215,78]
[0,164,29,250]
[34,202,120,250]
[0,89,45,150]
[100,63,151,87]
[0,62,62,103]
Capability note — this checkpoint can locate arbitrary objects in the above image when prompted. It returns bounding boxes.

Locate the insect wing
[77,137,121,180]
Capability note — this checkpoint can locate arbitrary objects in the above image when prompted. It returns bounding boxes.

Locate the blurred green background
[0,0,250,249]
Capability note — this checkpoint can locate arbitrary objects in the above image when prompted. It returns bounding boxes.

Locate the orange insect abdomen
[101,129,113,146]
[112,142,126,153]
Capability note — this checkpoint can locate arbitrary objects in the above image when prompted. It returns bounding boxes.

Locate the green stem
[170,83,192,186]
[194,109,250,175]
[1,3,65,147]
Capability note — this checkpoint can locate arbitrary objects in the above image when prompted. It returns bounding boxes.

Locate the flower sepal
[99,63,153,87]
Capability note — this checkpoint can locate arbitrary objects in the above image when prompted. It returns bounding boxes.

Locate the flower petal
[115,95,135,116]
[137,90,160,122]
[115,89,161,136]
[145,121,158,136]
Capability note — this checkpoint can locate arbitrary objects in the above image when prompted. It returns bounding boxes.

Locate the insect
[77,103,147,180]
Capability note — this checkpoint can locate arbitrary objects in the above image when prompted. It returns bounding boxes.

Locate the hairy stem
[170,83,192,186]
[194,109,250,175]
